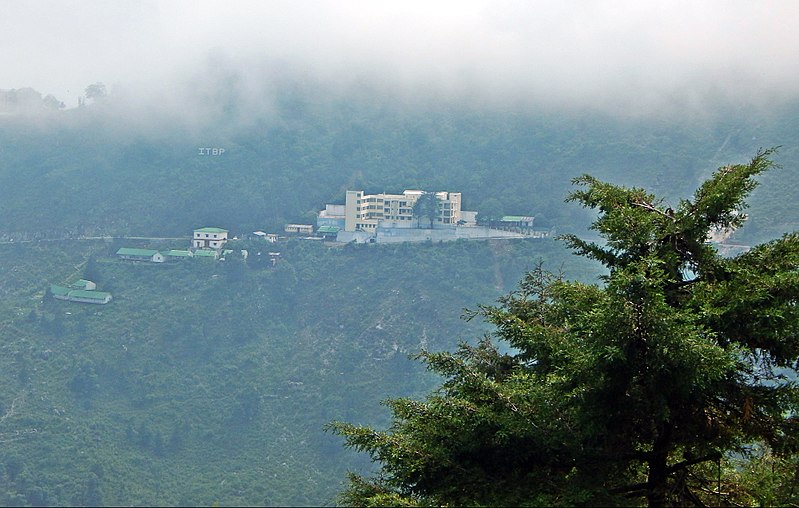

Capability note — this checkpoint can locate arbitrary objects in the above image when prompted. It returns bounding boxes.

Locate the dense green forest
[2,83,799,506]
[333,151,799,506]
[0,236,597,506]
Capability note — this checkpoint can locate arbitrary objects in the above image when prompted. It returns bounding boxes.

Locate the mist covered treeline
[2,72,798,244]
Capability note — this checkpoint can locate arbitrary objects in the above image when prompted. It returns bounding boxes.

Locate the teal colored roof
[500,215,534,222]
[68,289,110,300]
[193,249,218,257]
[50,285,71,296]
[222,249,233,255]
[117,247,158,257]
[194,227,228,233]
[317,226,340,233]
[51,285,111,302]
[164,249,192,257]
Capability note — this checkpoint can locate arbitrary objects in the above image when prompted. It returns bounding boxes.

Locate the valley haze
[2,1,799,117]
[2,1,799,507]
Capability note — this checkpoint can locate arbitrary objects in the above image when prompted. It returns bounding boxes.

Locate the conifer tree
[330,149,799,506]
[412,192,440,229]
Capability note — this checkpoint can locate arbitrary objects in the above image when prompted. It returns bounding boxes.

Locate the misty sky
[3,0,799,115]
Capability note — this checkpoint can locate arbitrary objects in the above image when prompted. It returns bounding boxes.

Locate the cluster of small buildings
[116,227,232,263]
[46,196,542,304]
[50,279,112,305]
[49,228,234,305]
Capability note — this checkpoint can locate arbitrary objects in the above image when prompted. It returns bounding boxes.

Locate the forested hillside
[0,237,596,506]
[2,82,799,506]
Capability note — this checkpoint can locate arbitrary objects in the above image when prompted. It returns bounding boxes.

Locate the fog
[3,0,799,117]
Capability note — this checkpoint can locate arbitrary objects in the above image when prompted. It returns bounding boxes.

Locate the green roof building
[499,215,535,225]
[164,249,192,258]
[193,249,219,259]
[67,290,112,304]
[69,279,97,290]
[50,285,71,297]
[50,285,112,304]
[117,248,166,263]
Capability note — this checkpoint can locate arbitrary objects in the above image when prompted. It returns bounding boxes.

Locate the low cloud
[2,1,799,117]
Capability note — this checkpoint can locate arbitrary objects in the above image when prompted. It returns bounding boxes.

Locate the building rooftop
[51,285,111,302]
[500,216,535,222]
[194,227,228,233]
[50,285,71,296]
[164,249,192,257]
[68,289,111,300]
[193,249,218,257]
[117,247,159,257]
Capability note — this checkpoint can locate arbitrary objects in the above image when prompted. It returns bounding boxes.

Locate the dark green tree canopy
[412,191,439,229]
[331,149,799,507]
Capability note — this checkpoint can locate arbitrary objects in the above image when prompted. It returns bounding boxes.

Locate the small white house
[193,227,229,249]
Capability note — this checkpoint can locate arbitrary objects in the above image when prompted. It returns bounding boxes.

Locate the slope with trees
[332,150,799,506]
[0,235,599,506]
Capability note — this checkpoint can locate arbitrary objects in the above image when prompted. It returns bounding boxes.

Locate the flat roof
[194,227,228,233]
[50,285,71,296]
[69,289,111,300]
[117,247,159,256]
[500,215,535,222]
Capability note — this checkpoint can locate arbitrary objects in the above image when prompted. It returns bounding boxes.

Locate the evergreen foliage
[0,236,594,506]
[331,150,799,506]
[412,192,439,229]
[3,83,799,505]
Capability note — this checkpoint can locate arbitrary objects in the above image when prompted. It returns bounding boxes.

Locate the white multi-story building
[193,227,229,249]
[343,190,462,232]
